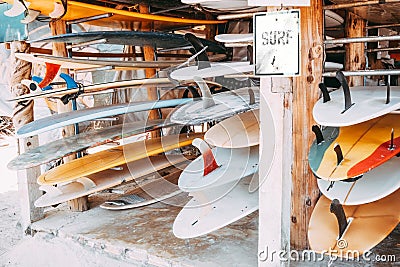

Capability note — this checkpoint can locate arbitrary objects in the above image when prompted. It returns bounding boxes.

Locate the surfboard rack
[329,199,348,239]
[386,76,391,104]
[311,125,324,145]
[318,83,331,103]
[335,71,354,114]
[333,144,344,166]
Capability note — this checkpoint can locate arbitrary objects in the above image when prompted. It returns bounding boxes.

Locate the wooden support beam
[291,0,323,250]
[345,12,366,87]
[49,19,88,212]
[139,4,161,138]
[10,41,44,232]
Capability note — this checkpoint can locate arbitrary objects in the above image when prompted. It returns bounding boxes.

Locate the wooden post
[345,12,366,87]
[291,0,323,250]
[139,4,161,138]
[10,41,44,232]
[49,19,88,211]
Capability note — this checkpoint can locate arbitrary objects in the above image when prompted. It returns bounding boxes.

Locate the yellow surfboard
[37,132,203,185]
[5,0,226,30]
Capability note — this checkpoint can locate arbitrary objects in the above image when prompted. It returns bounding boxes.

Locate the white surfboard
[324,61,343,71]
[325,10,344,28]
[170,86,259,125]
[170,61,253,81]
[17,98,192,138]
[317,156,400,206]
[215,33,252,43]
[313,86,400,127]
[173,176,258,239]
[34,155,188,207]
[178,139,259,192]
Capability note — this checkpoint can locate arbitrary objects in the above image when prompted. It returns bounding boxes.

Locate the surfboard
[178,138,259,192]
[16,98,192,138]
[313,85,400,127]
[99,166,186,210]
[30,31,226,54]
[37,132,204,185]
[173,175,258,239]
[204,109,259,148]
[308,114,400,181]
[325,10,344,28]
[317,156,400,206]
[34,155,189,207]
[215,33,253,43]
[170,61,254,81]
[308,190,400,257]
[8,119,180,170]
[2,0,227,30]
[170,78,259,125]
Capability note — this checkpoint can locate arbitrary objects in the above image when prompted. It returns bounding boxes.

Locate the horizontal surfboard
[16,98,192,138]
[99,166,186,210]
[178,139,259,192]
[309,114,400,181]
[325,10,344,28]
[308,189,400,257]
[30,31,226,53]
[37,132,203,185]
[313,85,400,127]
[173,175,258,239]
[204,109,259,148]
[34,155,189,207]
[317,156,400,205]
[215,33,252,43]
[170,86,259,125]
[2,0,226,30]
[8,119,181,170]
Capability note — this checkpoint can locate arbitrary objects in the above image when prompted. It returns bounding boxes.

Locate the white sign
[254,10,300,76]
[248,0,310,6]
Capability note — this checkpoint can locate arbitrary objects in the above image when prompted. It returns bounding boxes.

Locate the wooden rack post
[290,0,323,250]
[345,12,366,86]
[10,41,44,232]
[139,4,161,138]
[49,19,88,211]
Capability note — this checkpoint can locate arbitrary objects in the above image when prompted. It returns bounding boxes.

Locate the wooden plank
[10,41,44,231]
[291,0,323,250]
[345,12,366,87]
[49,20,88,212]
[140,4,161,138]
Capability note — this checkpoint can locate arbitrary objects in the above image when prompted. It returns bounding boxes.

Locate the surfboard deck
[99,166,185,210]
[215,33,253,43]
[3,0,226,30]
[317,156,400,205]
[173,175,258,239]
[34,155,189,207]
[308,190,400,257]
[309,114,400,181]
[178,144,259,192]
[204,109,259,148]
[30,31,226,53]
[37,132,203,185]
[16,98,192,138]
[325,10,344,28]
[313,86,400,127]
[170,87,259,125]
[8,119,180,170]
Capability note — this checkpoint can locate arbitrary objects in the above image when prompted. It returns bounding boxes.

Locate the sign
[248,0,310,6]
[254,10,300,77]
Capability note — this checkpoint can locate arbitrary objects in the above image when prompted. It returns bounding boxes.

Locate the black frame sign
[254,10,300,77]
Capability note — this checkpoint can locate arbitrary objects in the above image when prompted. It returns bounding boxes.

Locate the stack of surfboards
[308,77,400,256]
[173,109,260,238]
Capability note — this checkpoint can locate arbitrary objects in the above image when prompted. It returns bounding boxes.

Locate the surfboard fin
[248,89,255,105]
[49,0,67,20]
[21,9,40,24]
[193,76,216,109]
[335,71,354,113]
[39,185,63,197]
[76,177,96,190]
[247,45,253,65]
[333,144,343,165]
[330,199,348,239]
[4,0,28,17]
[318,83,331,103]
[184,33,211,70]
[192,138,219,176]
[312,125,324,145]
[39,62,62,89]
